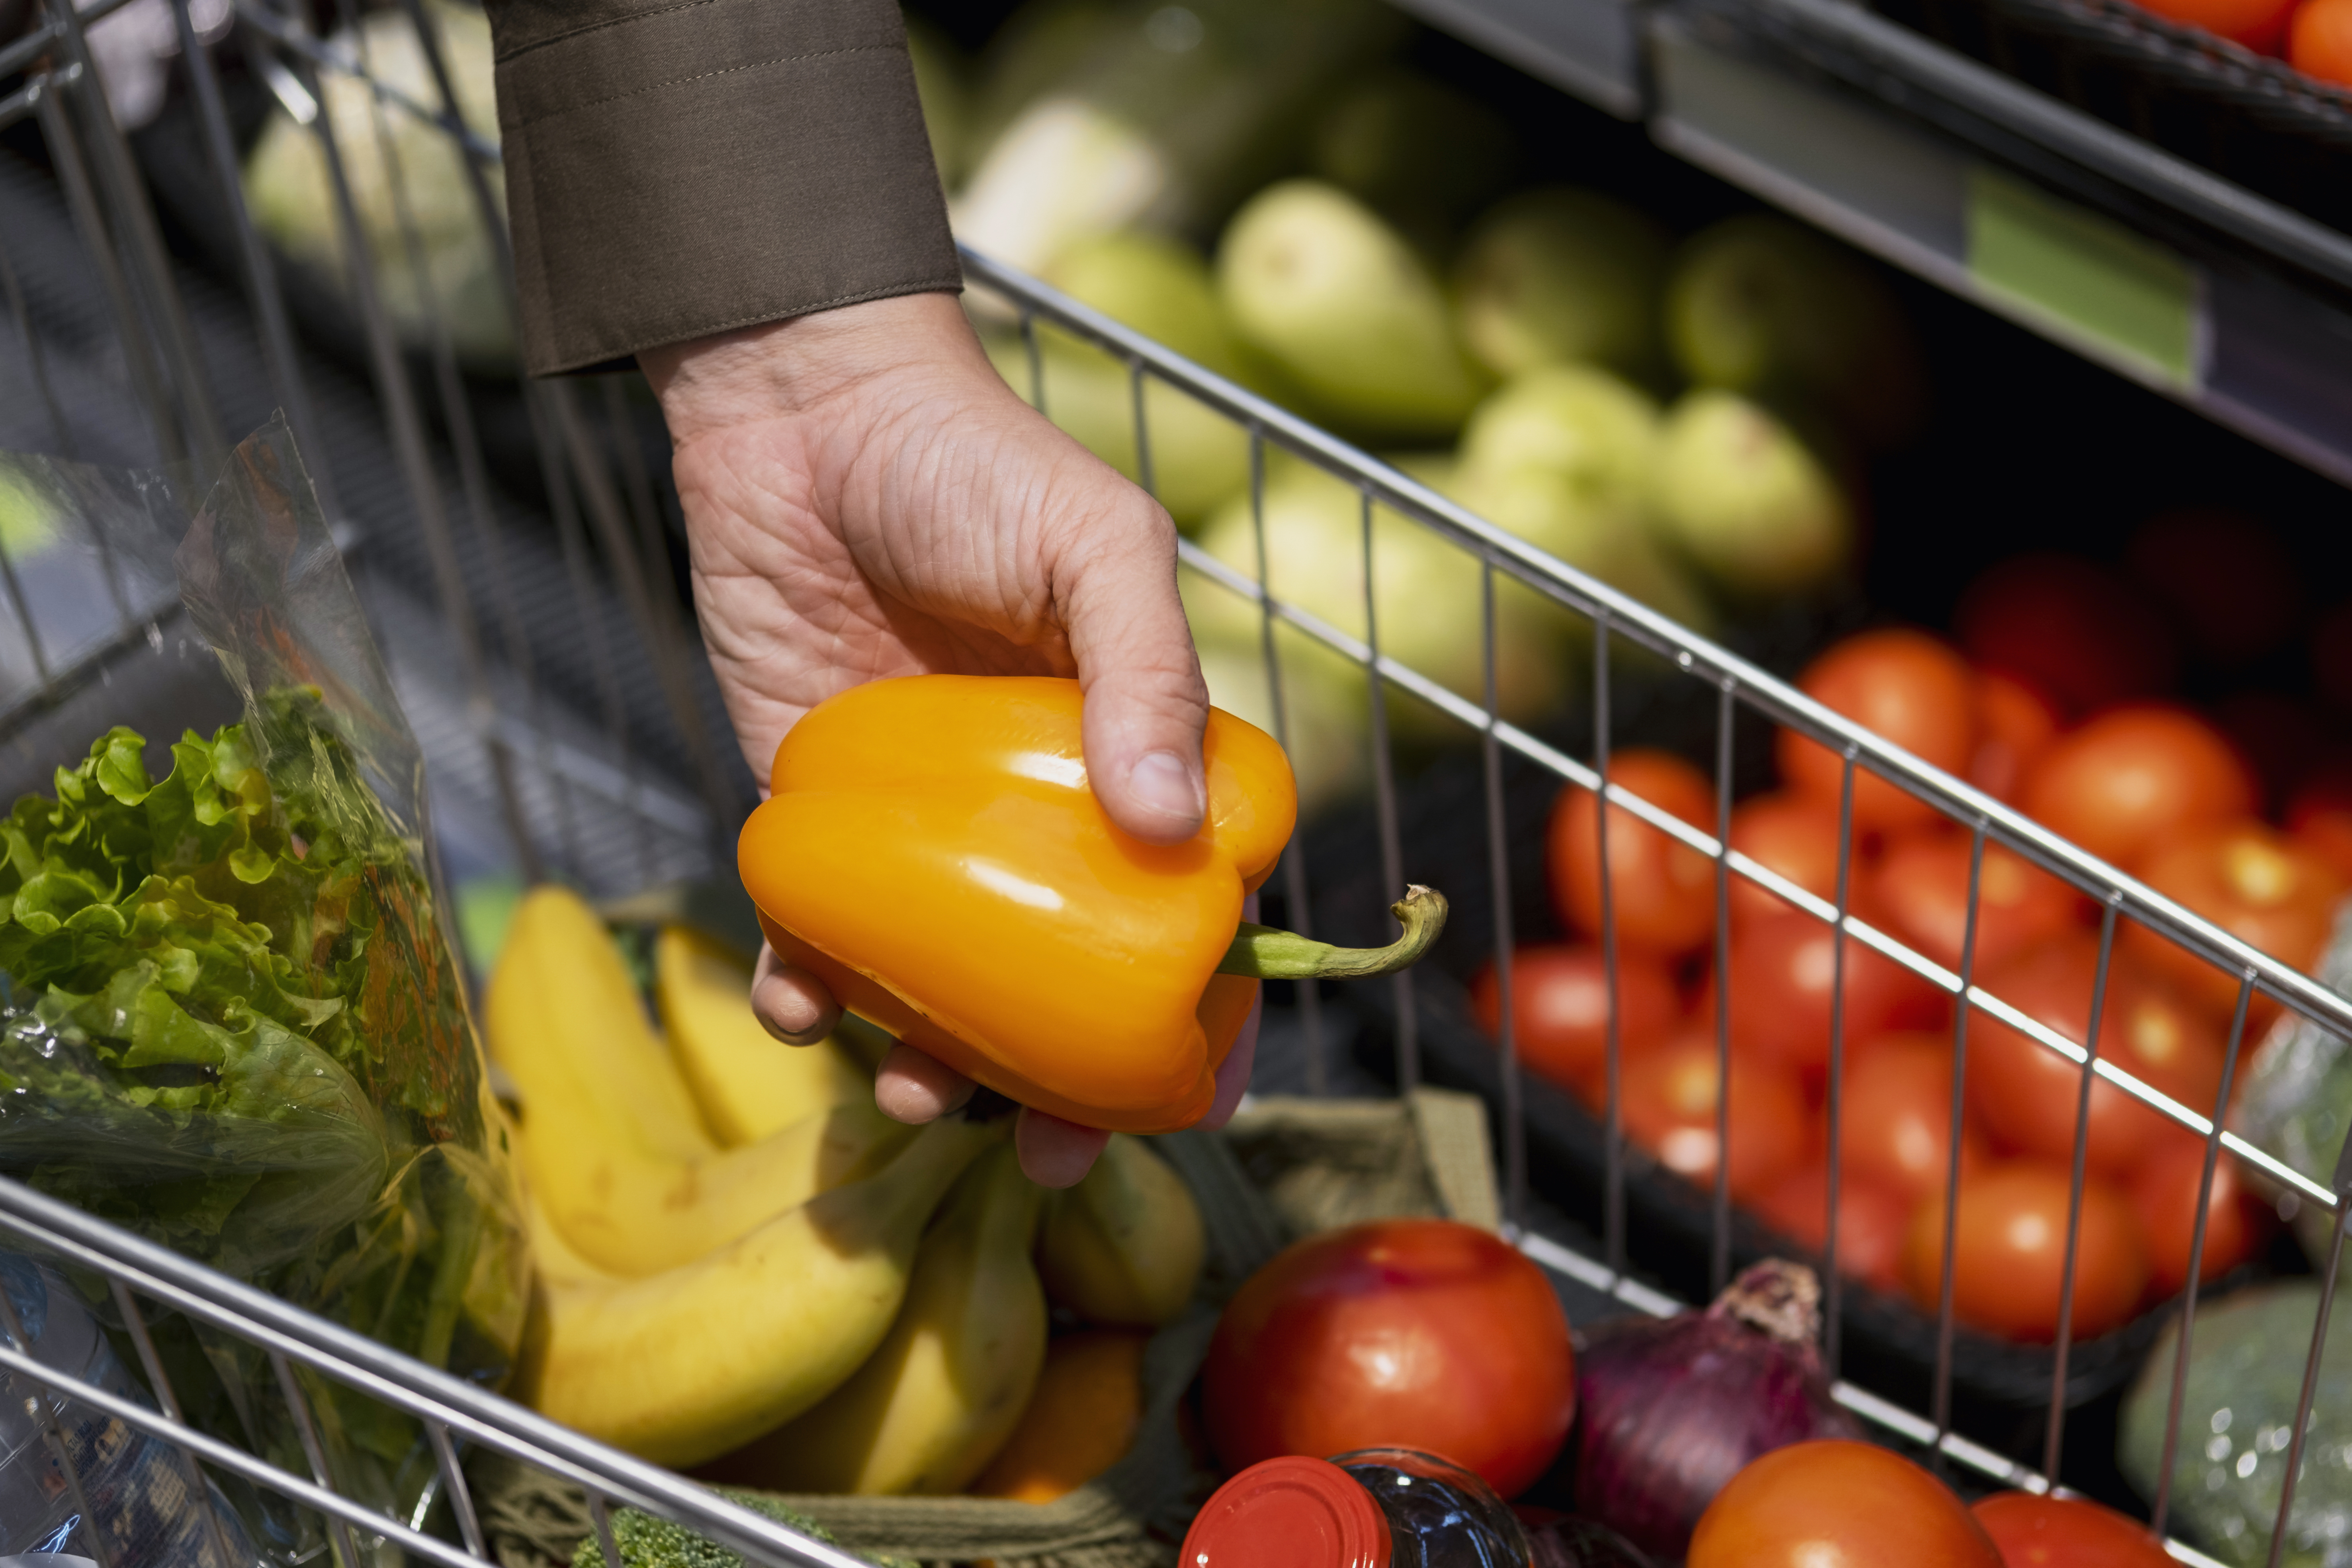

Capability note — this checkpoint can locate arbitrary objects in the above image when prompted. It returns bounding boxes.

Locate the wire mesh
[0,0,2342,1562]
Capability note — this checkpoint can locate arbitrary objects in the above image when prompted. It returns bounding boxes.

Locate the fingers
[1015,1108,1112,1188]
[751,945,842,1045]
[874,1042,975,1123]
[1058,495,1212,847]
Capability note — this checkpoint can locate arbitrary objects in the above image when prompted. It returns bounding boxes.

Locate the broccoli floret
[571,1492,911,1568]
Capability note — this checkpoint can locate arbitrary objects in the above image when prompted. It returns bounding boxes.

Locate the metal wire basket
[3,1,2352,1565]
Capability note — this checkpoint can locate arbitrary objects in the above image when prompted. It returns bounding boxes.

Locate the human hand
[642,291,1255,1185]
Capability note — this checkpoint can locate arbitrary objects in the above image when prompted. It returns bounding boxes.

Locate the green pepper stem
[1216,885,1448,980]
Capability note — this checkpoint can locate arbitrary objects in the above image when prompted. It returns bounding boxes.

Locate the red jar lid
[1180,1455,1393,1568]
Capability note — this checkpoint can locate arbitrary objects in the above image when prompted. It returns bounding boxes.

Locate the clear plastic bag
[0,417,528,1562]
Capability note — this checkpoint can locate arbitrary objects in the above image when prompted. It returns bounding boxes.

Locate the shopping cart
[2,2,2350,1564]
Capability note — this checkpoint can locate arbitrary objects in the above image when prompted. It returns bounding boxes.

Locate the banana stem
[1215,885,1448,980]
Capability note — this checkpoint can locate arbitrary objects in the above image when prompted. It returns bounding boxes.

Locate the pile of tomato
[1474,550,2352,1344]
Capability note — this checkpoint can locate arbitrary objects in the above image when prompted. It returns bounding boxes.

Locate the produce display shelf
[1392,0,2352,491]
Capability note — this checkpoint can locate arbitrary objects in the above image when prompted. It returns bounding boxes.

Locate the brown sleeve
[481,0,962,376]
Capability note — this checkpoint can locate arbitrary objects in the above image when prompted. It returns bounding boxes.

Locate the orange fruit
[2292,0,2352,82]
[971,1329,1150,1503]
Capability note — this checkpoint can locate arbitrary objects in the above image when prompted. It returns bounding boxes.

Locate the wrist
[640,291,981,445]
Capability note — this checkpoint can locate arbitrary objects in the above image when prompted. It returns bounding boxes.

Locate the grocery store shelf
[1386,0,1648,117]
[1394,0,2352,489]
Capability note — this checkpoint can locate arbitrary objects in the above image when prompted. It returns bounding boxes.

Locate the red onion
[1572,1259,1859,1560]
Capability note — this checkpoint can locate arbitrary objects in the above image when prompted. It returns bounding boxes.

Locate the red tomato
[1971,671,2063,802]
[1469,945,1681,1101]
[1955,555,2176,718]
[1840,1032,1987,1204]
[1972,1492,2171,1567]
[1778,630,1979,834]
[2020,706,2256,873]
[2132,0,2296,46]
[1621,1033,1814,1202]
[2213,691,2324,813]
[1201,1219,1576,1498]
[2124,819,2345,1017]
[1750,1163,1909,1291]
[1870,827,2086,974]
[1549,750,1717,956]
[2297,0,2352,91]
[1689,1440,2002,1568]
[1720,910,1949,1078]
[1902,1161,2149,1341]
[2128,511,2300,669]
[2288,759,2352,882]
[2131,1137,2270,1298]
[1966,936,2225,1175]
[1728,792,1848,926]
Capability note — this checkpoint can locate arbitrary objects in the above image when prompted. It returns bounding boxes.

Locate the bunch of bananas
[491,888,1205,1495]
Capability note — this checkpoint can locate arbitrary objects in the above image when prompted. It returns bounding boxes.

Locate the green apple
[1453,187,1669,377]
[1653,389,1850,598]
[1216,180,1485,441]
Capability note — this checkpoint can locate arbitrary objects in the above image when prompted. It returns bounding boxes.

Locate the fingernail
[1128,749,1204,825]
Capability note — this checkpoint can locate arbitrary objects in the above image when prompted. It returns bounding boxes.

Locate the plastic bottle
[1180,1446,1532,1568]
[0,1251,257,1566]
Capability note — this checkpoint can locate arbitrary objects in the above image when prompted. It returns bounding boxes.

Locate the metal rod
[2266,1177,2351,1568]
[588,1492,625,1568]
[2150,972,2255,1539]
[1484,560,1525,1231]
[1360,487,1415,1091]
[2045,901,2121,1481]
[428,1417,491,1558]
[1240,428,1322,1088]
[1823,751,1857,1377]
[1129,359,1155,500]
[0,228,74,456]
[45,0,225,476]
[33,76,182,469]
[108,1279,245,1568]
[1594,612,1622,1272]
[174,0,333,514]
[1932,823,1988,1464]
[1709,678,1736,1295]
[271,1350,368,1568]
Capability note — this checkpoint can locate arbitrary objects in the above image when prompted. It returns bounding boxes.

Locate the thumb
[1060,498,1212,845]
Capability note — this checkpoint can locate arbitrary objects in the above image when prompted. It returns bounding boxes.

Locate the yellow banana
[490,889,916,1276]
[655,923,871,1146]
[519,1157,617,1288]
[523,1112,1005,1467]
[488,887,711,1160]
[705,1142,1048,1496]
[1036,1134,1204,1327]
[527,1097,916,1279]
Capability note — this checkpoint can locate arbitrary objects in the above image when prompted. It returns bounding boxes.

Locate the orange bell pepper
[738,675,1443,1132]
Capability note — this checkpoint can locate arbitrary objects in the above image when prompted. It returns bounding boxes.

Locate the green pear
[1446,464,1714,635]
[1453,188,1669,377]
[1194,461,1568,741]
[1182,574,1367,818]
[1665,215,1923,449]
[1041,232,1246,377]
[1652,389,1850,598]
[1216,180,1484,441]
[1308,67,1514,242]
[1456,365,1662,516]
